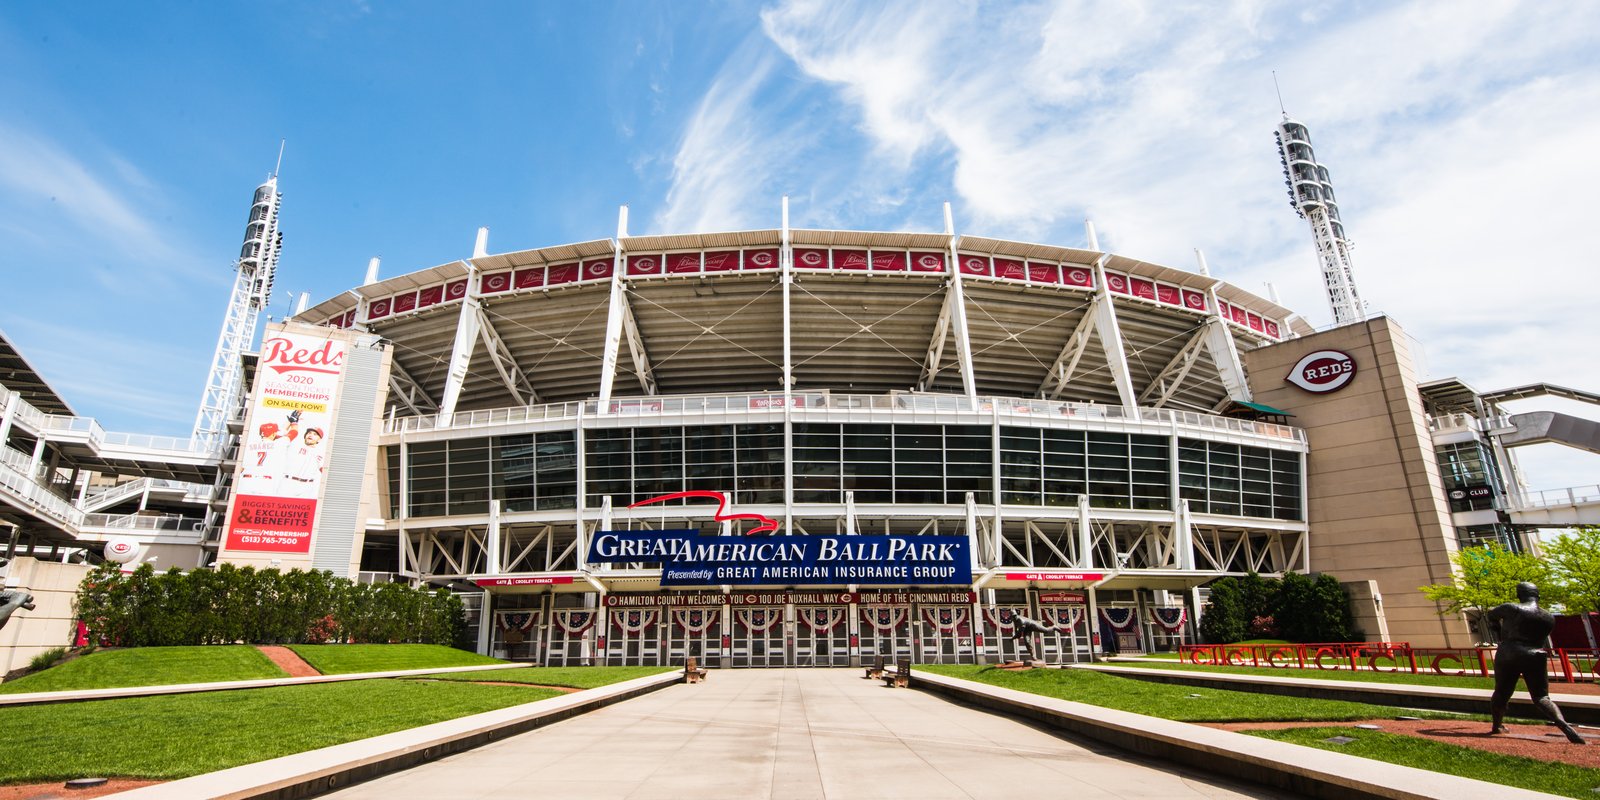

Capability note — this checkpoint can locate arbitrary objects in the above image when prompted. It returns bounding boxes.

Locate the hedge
[74,563,468,648]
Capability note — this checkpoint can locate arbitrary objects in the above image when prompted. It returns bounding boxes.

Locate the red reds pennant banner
[514,267,545,289]
[910,251,945,272]
[704,250,742,271]
[366,298,391,320]
[1264,319,1281,338]
[1156,283,1181,305]
[744,249,779,270]
[1247,312,1264,332]
[1130,278,1156,300]
[835,249,869,270]
[994,258,1026,280]
[1231,304,1249,325]
[625,255,659,277]
[1182,290,1207,311]
[794,248,829,269]
[871,251,907,271]
[666,253,701,274]
[547,263,580,285]
[446,280,468,301]
[1105,273,1130,294]
[1062,266,1093,287]
[481,272,512,294]
[583,258,615,281]
[416,285,443,309]
[1028,262,1059,283]
[958,254,990,276]
[392,292,418,314]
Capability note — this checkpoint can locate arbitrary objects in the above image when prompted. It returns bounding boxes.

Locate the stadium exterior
[274,218,1322,669]
[8,194,1596,673]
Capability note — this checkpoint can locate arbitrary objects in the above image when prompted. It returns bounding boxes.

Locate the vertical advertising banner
[225,330,347,553]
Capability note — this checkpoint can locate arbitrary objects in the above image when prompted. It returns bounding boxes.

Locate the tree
[1200,577,1248,644]
[1276,572,1353,642]
[1420,542,1554,642]
[1544,526,1600,614]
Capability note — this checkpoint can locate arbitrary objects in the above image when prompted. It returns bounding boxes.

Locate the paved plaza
[324,669,1286,800]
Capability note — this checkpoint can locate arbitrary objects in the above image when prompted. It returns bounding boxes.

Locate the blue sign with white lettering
[586,530,971,587]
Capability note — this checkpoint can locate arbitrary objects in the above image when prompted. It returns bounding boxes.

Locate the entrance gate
[1038,604,1093,663]
[605,608,662,666]
[979,606,1031,663]
[794,606,851,666]
[730,606,785,667]
[667,608,723,668]
[546,608,598,666]
[918,606,974,664]
[857,606,912,663]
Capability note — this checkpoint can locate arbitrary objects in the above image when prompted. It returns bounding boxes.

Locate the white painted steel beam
[387,359,438,416]
[1136,325,1208,408]
[1089,257,1138,409]
[945,207,978,408]
[1040,304,1099,400]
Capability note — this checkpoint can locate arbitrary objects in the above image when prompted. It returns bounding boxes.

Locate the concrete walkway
[321,668,1285,800]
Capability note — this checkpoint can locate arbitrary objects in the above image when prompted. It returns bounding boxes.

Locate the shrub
[73,566,465,649]
[27,647,67,672]
[1200,577,1248,644]
[1248,615,1278,638]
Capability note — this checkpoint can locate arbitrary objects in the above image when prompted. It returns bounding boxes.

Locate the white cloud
[653,0,1600,490]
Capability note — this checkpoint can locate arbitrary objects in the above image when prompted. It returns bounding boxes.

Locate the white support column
[27,438,46,479]
[477,591,494,655]
[1176,500,1195,570]
[944,204,979,409]
[1077,495,1094,569]
[1040,303,1099,400]
[1200,290,1252,405]
[844,491,857,535]
[1088,256,1138,410]
[486,499,502,575]
[965,492,985,568]
[990,403,1004,562]
[438,261,484,425]
[782,197,795,533]
[1136,325,1210,407]
[0,391,20,448]
[596,210,630,413]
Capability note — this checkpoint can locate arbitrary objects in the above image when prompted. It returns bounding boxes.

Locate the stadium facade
[4,190,1597,672]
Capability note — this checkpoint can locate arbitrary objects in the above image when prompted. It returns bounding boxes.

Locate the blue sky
[1,1,1597,493]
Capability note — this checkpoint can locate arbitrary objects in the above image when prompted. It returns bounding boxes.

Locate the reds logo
[800,251,824,266]
[1068,269,1089,284]
[369,300,390,316]
[1107,275,1126,291]
[918,254,941,269]
[486,275,507,290]
[447,281,466,298]
[1184,292,1204,309]
[262,336,346,375]
[629,490,779,535]
[1286,350,1356,393]
[750,251,774,267]
[631,258,654,272]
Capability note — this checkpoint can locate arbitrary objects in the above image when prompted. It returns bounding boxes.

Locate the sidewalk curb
[1077,663,1600,725]
[111,670,683,800]
[912,670,1566,800]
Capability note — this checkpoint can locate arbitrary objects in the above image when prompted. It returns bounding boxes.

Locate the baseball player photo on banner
[225,329,347,553]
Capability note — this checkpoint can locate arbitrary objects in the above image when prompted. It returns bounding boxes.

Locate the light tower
[192,173,282,450]
[1275,115,1365,326]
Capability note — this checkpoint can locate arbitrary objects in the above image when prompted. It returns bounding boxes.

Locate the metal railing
[82,478,211,513]
[0,459,83,527]
[79,513,205,533]
[1510,484,1600,510]
[2,381,216,458]
[385,391,1307,444]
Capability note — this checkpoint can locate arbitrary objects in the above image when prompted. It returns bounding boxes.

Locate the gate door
[667,607,723,668]
[730,606,785,667]
[979,606,1031,663]
[1038,604,1092,663]
[606,608,663,666]
[794,606,851,666]
[493,609,543,663]
[857,605,912,663]
[918,606,974,664]
[547,609,598,666]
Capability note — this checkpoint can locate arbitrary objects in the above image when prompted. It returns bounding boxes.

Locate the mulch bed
[1204,718,1599,768]
[0,778,163,799]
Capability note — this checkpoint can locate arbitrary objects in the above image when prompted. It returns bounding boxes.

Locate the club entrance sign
[586,530,971,586]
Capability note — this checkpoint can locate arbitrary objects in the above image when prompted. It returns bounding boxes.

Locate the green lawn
[413,665,676,688]
[916,664,1468,722]
[1103,658,1501,689]
[0,647,286,694]
[288,644,507,674]
[0,679,556,783]
[1250,727,1600,799]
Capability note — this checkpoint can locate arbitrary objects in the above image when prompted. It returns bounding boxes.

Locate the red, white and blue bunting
[1043,606,1084,631]
[736,607,783,633]
[496,611,540,633]
[983,607,1025,632]
[672,608,720,634]
[798,607,846,633]
[1099,607,1138,631]
[922,606,969,632]
[860,607,908,632]
[613,609,659,637]
[553,610,595,635]
[1150,607,1188,631]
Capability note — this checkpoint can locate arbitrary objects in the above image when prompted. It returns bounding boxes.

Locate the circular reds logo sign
[1286,349,1357,393]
